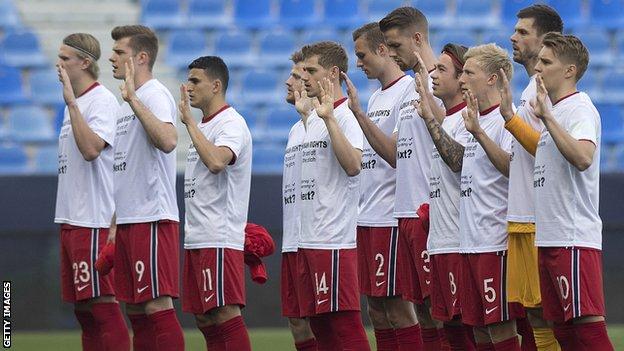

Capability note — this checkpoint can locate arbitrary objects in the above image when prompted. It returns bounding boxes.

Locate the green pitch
[11,326,624,350]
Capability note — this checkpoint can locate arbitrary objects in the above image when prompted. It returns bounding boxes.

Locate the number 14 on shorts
[315,272,329,304]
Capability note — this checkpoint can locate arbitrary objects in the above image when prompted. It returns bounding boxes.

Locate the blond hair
[63,33,101,79]
[464,43,513,87]
[542,32,589,81]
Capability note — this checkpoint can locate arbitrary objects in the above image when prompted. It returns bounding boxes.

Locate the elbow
[81,149,100,162]
[160,139,177,154]
[346,167,361,177]
[575,158,593,172]
[207,162,226,174]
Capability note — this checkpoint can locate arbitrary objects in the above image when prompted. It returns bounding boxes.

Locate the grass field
[10,326,624,350]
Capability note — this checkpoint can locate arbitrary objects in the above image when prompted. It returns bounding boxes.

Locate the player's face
[459,58,490,99]
[56,45,87,83]
[510,18,542,66]
[534,46,567,92]
[302,55,331,98]
[186,68,216,109]
[285,62,305,104]
[354,37,384,79]
[383,28,416,71]
[109,37,135,80]
[431,53,461,100]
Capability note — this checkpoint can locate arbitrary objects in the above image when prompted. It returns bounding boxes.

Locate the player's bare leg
[415,299,448,350]
[193,304,251,351]
[288,317,315,343]
[367,296,398,350]
[474,326,494,349]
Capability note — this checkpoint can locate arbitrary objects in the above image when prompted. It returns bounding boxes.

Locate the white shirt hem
[54,218,111,228]
[459,244,508,254]
[298,243,357,250]
[535,240,601,250]
[183,243,244,250]
[356,221,399,227]
[393,211,418,218]
[116,214,179,225]
[506,215,536,223]
[281,247,298,253]
[429,248,461,255]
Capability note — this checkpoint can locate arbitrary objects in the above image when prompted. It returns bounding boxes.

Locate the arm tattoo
[425,117,465,172]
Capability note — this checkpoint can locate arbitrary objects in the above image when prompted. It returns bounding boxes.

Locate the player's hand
[462,90,482,135]
[120,57,137,102]
[107,224,116,244]
[413,51,429,89]
[312,78,335,121]
[413,72,435,121]
[530,74,551,121]
[178,84,194,126]
[499,68,514,121]
[57,65,77,106]
[341,71,364,116]
[294,87,313,118]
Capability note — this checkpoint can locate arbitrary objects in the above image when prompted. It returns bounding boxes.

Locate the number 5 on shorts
[484,278,496,303]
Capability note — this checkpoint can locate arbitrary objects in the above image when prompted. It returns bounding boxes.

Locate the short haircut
[301,41,349,78]
[111,25,158,70]
[441,43,469,76]
[542,32,589,81]
[290,50,304,64]
[63,33,101,79]
[188,56,230,92]
[517,4,564,36]
[464,44,513,85]
[379,7,429,36]
[352,22,386,53]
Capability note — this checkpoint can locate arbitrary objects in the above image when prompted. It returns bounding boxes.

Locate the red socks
[295,338,319,351]
[309,315,343,351]
[574,321,614,351]
[90,303,130,351]
[218,315,252,351]
[515,318,537,351]
[422,327,442,351]
[327,311,371,351]
[493,336,521,351]
[439,328,451,351]
[74,310,102,351]
[395,324,423,351]
[200,324,225,350]
[444,324,476,351]
[148,309,185,351]
[128,313,157,351]
[374,328,398,351]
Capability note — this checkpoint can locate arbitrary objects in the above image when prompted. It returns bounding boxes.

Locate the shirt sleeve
[214,117,248,158]
[568,106,599,145]
[86,96,118,146]
[339,110,364,150]
[499,128,514,153]
[142,90,176,124]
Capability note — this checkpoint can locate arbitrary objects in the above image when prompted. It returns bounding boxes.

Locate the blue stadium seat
[577,30,614,66]
[578,71,601,101]
[29,69,63,106]
[252,144,284,174]
[0,0,20,29]
[548,0,586,29]
[481,32,513,53]
[279,0,320,29]
[0,143,28,174]
[589,0,624,29]
[600,69,624,103]
[234,0,275,29]
[323,0,364,29]
[411,0,449,29]
[455,0,499,30]
[259,32,297,69]
[165,30,207,70]
[501,0,535,23]
[597,103,624,143]
[214,31,254,69]
[302,29,345,45]
[616,30,624,59]
[53,104,65,133]
[433,30,477,51]
[234,106,264,138]
[240,69,281,106]
[265,106,296,139]
[7,106,55,143]
[34,145,58,174]
[367,0,405,21]
[511,65,530,100]
[0,29,47,68]
[141,0,183,30]
[187,0,231,29]
[0,65,28,105]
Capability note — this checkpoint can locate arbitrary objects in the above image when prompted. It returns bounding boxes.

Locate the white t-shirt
[427,103,470,255]
[113,79,179,224]
[459,106,513,253]
[358,75,411,227]
[282,119,305,253]
[534,92,602,249]
[298,98,364,249]
[394,78,440,218]
[55,83,117,228]
[507,76,549,223]
[184,106,252,250]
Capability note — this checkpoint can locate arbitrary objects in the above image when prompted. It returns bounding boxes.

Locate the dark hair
[441,43,469,76]
[352,22,386,53]
[290,50,304,64]
[542,32,589,81]
[301,41,349,78]
[517,4,563,35]
[379,7,429,36]
[188,56,230,92]
[111,25,159,70]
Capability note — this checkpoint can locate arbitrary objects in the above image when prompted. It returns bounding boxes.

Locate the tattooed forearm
[425,117,465,172]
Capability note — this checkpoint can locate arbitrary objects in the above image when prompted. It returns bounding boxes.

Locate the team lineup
[53,3,613,351]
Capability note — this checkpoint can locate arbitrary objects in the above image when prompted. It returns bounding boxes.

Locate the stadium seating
[141,0,184,30]
[0,65,28,105]
[165,30,207,70]
[7,106,55,143]
[213,31,254,69]
[412,0,449,29]
[598,103,624,144]
[240,69,281,106]
[0,143,28,173]
[252,144,285,173]
[601,69,624,103]
[265,106,296,140]
[589,0,624,30]
[481,32,513,54]
[279,0,320,29]
[187,0,231,29]
[455,0,499,30]
[0,29,48,68]
[433,29,478,51]
[259,31,297,69]
[29,69,64,106]
[548,0,586,29]
[0,0,20,29]
[34,145,59,173]
[577,30,614,66]
[323,0,364,29]
[501,0,534,23]
[367,0,404,21]
[234,0,275,29]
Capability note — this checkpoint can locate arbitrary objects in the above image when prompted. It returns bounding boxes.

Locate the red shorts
[182,247,245,314]
[114,220,180,304]
[281,251,302,317]
[296,248,360,317]
[357,226,401,297]
[60,225,115,303]
[460,252,523,327]
[397,217,431,303]
[538,247,606,323]
[430,253,462,322]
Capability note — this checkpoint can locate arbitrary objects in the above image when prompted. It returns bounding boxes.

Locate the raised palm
[313,78,335,120]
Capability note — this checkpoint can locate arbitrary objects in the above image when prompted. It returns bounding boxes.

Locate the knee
[195,313,213,328]
[125,303,144,315]
[385,298,417,328]
[367,300,390,327]
[288,318,314,341]
[143,296,173,315]
[414,303,435,328]
[488,320,518,343]
[210,304,241,325]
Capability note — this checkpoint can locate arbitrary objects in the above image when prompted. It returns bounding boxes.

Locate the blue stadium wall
[1,174,623,330]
